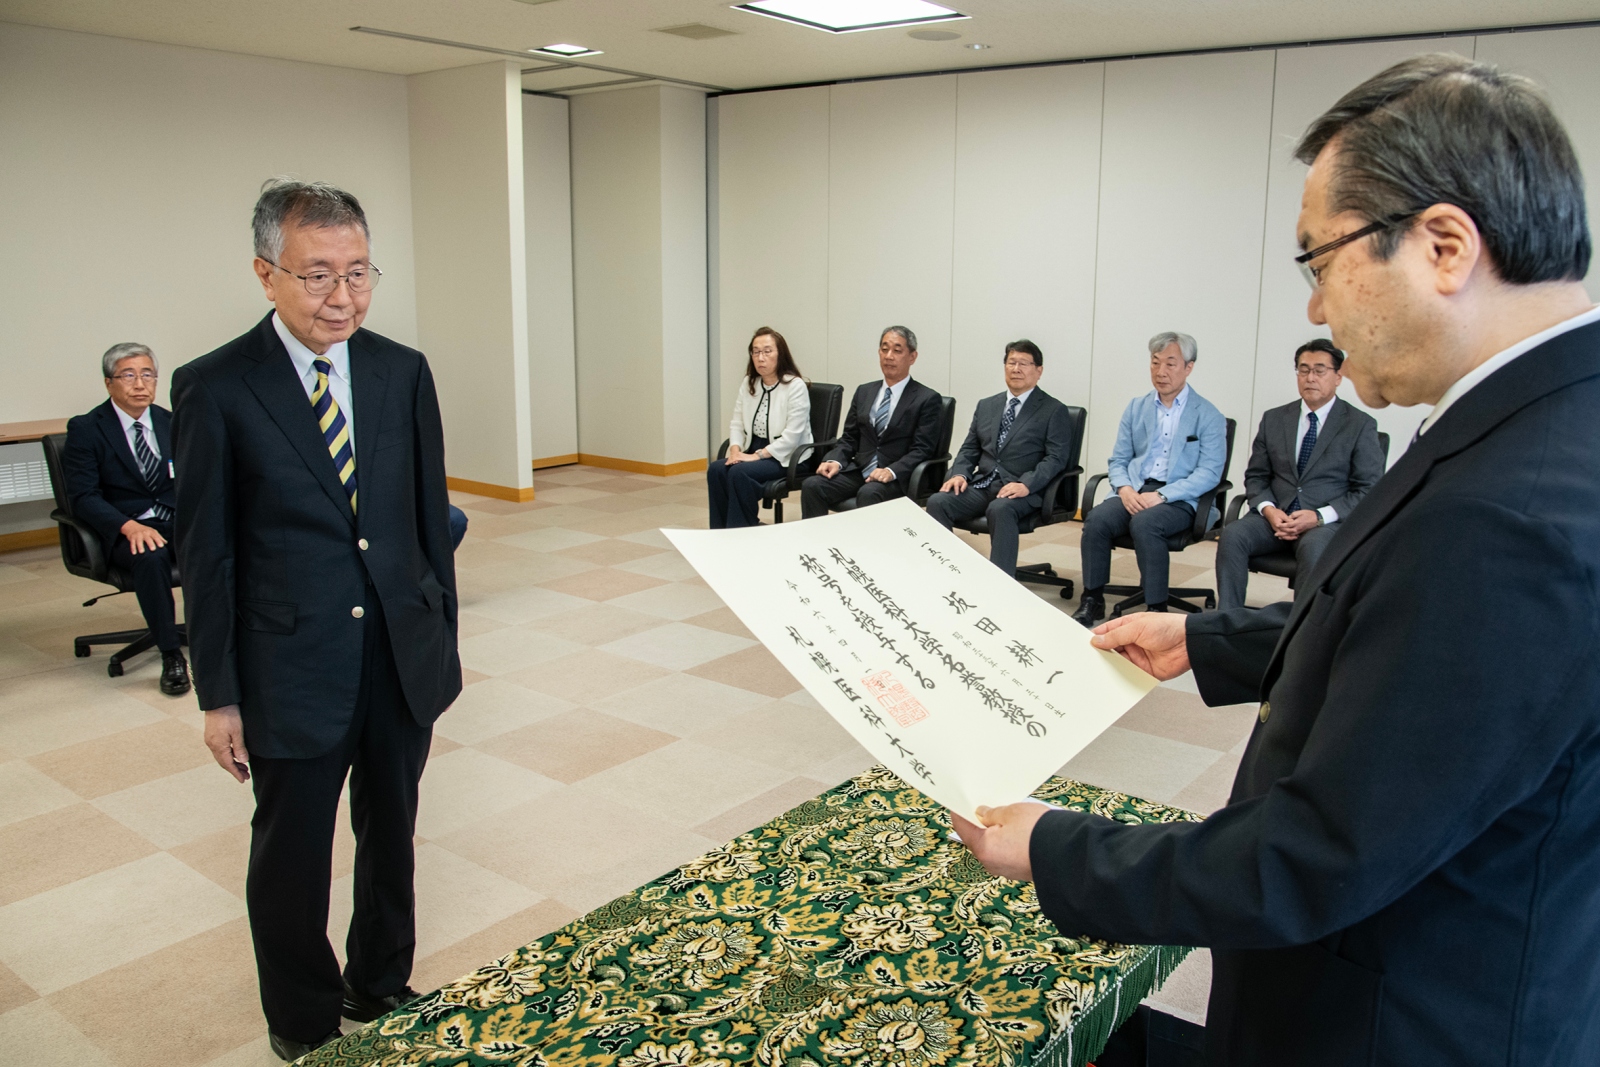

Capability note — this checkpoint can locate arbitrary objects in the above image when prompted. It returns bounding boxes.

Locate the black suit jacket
[1244,396,1384,519]
[948,388,1072,495]
[173,314,461,759]
[62,400,176,547]
[825,378,942,483]
[1029,320,1600,1065]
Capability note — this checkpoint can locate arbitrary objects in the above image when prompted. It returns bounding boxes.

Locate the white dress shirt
[111,402,161,520]
[273,312,355,451]
[1419,303,1600,436]
[1142,384,1190,483]
[1002,386,1035,420]
[865,376,914,478]
[1258,396,1340,524]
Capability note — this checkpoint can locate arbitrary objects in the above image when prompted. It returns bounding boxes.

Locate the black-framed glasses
[266,259,382,296]
[1294,215,1414,290]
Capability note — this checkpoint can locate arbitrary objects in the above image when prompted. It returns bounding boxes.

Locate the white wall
[522,94,579,465]
[409,60,532,493]
[0,21,417,425]
[714,27,1600,487]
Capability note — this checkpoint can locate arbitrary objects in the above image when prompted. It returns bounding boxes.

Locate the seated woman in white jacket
[708,326,812,528]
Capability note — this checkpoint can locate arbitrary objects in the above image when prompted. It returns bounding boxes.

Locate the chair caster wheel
[1204,597,1216,609]
[75,644,91,658]
[1059,587,1073,600]
[107,661,123,678]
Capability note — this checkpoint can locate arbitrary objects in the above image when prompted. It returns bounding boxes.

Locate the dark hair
[1295,53,1590,284]
[252,177,370,262]
[1294,337,1345,371]
[744,327,802,394]
[1003,339,1043,366]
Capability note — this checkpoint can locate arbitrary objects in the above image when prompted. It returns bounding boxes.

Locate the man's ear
[252,257,278,302]
[1414,203,1484,296]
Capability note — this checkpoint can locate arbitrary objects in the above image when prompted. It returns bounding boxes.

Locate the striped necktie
[973,397,1020,490]
[312,357,357,513]
[131,422,173,522]
[1288,411,1318,512]
[862,385,893,476]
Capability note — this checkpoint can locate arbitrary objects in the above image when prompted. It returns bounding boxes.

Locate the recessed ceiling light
[734,0,969,34]
[965,43,991,50]
[529,43,602,57]
[907,29,961,41]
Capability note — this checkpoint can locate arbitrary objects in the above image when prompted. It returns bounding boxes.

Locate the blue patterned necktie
[862,385,892,476]
[1288,410,1318,512]
[312,357,358,513]
[132,422,174,522]
[973,397,1020,490]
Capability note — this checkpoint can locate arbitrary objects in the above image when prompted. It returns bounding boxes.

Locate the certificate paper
[664,498,1156,820]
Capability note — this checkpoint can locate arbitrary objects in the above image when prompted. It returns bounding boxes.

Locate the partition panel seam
[1244,49,1281,488]
[1085,63,1109,467]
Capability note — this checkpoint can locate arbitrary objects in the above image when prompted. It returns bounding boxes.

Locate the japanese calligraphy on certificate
[663,498,1157,821]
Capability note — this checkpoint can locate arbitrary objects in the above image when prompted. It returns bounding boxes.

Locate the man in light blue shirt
[1073,331,1226,625]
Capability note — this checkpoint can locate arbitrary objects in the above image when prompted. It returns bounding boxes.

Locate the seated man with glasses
[926,340,1073,575]
[1215,338,1384,610]
[62,343,189,695]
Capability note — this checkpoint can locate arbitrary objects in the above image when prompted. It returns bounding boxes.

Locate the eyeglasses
[1004,359,1037,370]
[751,346,778,356]
[1294,215,1414,290]
[110,370,158,384]
[1295,364,1337,379]
[266,259,382,296]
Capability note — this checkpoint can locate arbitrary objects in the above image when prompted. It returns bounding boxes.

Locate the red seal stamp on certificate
[862,670,929,727]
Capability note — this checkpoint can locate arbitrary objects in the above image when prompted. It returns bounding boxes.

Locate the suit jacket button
[358,538,369,550]
[1259,700,1271,723]
[352,606,365,618]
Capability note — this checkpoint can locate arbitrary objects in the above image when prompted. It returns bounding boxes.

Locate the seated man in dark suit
[926,339,1072,574]
[1216,338,1384,609]
[62,343,189,695]
[801,326,942,517]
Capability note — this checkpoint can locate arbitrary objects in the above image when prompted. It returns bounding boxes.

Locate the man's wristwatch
[1315,512,1325,526]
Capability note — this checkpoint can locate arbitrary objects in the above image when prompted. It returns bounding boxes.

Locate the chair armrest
[1036,466,1083,527]
[51,508,108,579]
[1080,473,1112,519]
[716,439,729,461]
[1193,480,1234,541]
[906,456,950,505]
[1225,492,1248,526]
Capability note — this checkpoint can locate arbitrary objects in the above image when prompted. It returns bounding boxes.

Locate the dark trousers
[706,436,785,528]
[800,467,905,518]
[245,593,431,1042]
[925,484,1041,575]
[447,505,468,549]
[1080,479,1195,604]
[1215,510,1340,610]
[109,519,182,652]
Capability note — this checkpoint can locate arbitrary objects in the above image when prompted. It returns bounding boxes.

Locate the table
[0,418,69,444]
[303,769,1199,1067]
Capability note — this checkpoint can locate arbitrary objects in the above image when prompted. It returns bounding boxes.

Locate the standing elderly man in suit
[1072,332,1227,625]
[955,55,1600,1065]
[1215,338,1384,609]
[62,342,189,695]
[925,339,1072,574]
[175,179,460,1061]
[801,325,943,517]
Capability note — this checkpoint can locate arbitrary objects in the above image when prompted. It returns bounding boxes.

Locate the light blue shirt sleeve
[1107,399,1139,490]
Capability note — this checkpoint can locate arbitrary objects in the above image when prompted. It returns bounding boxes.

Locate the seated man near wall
[801,325,942,517]
[1072,331,1226,626]
[1216,338,1384,610]
[925,339,1072,574]
[62,342,189,695]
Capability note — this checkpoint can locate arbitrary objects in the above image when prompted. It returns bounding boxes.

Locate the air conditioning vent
[655,23,738,40]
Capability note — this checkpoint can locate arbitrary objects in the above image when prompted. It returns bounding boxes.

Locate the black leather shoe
[159,649,191,696]
[1071,595,1105,629]
[342,980,421,1023]
[268,1027,341,1062]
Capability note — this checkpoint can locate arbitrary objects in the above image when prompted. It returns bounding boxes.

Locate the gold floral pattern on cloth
[302,769,1200,1067]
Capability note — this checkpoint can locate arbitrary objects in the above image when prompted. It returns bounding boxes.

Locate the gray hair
[102,342,156,378]
[1148,331,1197,365]
[252,177,370,263]
[880,325,918,352]
[1296,53,1589,284]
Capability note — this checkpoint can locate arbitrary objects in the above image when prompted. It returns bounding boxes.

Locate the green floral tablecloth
[303,768,1200,1067]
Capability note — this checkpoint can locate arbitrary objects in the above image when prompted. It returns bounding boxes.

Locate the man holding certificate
[955,55,1600,1065]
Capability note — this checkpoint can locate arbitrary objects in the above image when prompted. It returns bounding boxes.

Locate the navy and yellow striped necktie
[311,357,357,513]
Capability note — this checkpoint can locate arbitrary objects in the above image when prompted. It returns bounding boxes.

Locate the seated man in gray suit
[1215,338,1384,609]
[926,340,1071,575]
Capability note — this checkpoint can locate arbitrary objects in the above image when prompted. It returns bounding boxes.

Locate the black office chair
[829,395,958,512]
[41,433,185,677]
[715,382,845,524]
[1080,418,1237,616]
[949,404,1086,599]
[1223,430,1389,595]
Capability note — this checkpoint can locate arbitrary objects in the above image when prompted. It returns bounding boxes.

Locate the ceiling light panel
[735,0,969,34]
[530,43,602,57]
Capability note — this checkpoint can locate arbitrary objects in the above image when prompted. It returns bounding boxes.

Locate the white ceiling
[2,0,1597,95]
